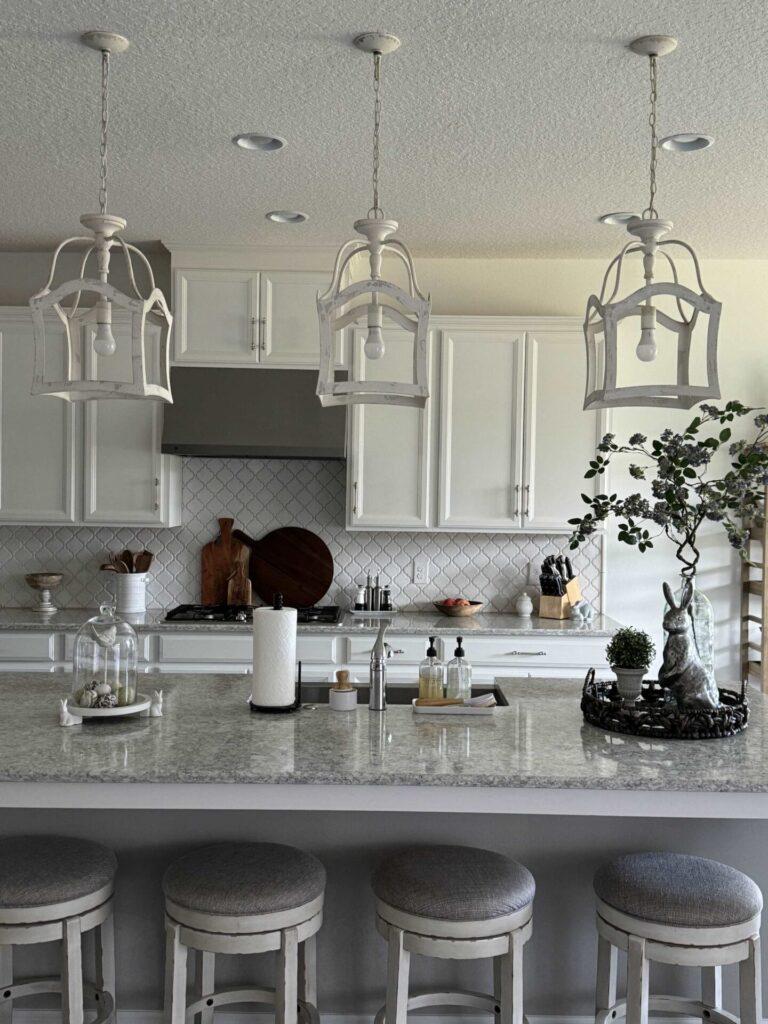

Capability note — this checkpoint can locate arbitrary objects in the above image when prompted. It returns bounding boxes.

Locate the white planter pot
[613,667,646,705]
[114,573,148,615]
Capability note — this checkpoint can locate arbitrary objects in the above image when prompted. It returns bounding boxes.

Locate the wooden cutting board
[201,517,251,605]
[233,527,334,608]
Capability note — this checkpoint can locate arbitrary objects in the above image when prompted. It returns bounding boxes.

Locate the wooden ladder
[741,486,768,691]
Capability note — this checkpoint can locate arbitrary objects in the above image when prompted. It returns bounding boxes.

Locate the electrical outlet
[412,554,431,585]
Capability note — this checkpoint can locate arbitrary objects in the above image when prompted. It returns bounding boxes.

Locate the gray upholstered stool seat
[0,835,117,911]
[594,852,763,928]
[372,844,535,922]
[163,841,326,917]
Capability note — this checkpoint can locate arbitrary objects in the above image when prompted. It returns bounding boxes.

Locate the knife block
[539,577,583,619]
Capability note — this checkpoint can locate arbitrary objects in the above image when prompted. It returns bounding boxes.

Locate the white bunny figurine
[58,699,82,727]
[659,580,719,709]
[150,690,164,717]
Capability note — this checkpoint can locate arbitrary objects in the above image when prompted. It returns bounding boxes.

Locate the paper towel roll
[252,603,298,708]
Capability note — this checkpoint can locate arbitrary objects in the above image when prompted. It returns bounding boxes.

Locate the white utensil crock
[114,573,148,615]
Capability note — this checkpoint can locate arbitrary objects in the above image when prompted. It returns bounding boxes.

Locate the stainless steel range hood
[161,368,346,460]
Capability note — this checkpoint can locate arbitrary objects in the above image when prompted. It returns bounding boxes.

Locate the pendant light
[316,32,431,408]
[583,36,721,411]
[29,31,172,403]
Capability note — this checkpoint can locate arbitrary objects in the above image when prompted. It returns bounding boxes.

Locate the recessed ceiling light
[659,132,714,153]
[265,210,308,224]
[598,211,636,226]
[233,133,286,152]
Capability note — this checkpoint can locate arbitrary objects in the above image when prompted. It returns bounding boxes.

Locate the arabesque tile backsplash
[0,458,602,611]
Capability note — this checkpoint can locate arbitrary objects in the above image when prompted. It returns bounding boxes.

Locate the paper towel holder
[249,661,302,714]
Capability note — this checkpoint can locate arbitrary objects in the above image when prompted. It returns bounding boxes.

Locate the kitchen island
[2,671,767,1017]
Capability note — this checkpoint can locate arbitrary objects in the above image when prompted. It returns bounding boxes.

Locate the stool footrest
[596,995,739,1024]
[374,988,499,1024]
[0,977,114,1024]
[185,986,317,1024]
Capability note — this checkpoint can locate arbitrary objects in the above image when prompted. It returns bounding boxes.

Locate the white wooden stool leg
[277,927,299,1024]
[739,935,762,1024]
[164,921,188,1024]
[595,934,618,1016]
[96,912,116,1010]
[493,956,501,1009]
[626,936,649,1024]
[196,952,215,1024]
[298,934,317,1008]
[0,947,12,1024]
[498,929,524,1024]
[385,926,410,1024]
[62,917,84,1024]
[701,966,722,1010]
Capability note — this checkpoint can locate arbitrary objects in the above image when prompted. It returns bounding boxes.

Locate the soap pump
[446,636,472,701]
[418,636,444,700]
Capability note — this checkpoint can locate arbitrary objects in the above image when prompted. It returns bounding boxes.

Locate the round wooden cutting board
[236,527,334,608]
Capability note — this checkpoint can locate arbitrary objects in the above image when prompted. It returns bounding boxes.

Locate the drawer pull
[508,650,547,657]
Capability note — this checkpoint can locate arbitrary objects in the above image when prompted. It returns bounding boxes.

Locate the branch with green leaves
[568,401,768,577]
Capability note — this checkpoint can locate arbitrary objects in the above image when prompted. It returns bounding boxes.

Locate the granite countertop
[0,673,763,794]
[0,607,620,637]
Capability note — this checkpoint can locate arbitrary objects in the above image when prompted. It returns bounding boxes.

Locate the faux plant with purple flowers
[568,401,768,578]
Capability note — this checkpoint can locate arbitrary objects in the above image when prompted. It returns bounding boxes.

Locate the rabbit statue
[659,580,720,708]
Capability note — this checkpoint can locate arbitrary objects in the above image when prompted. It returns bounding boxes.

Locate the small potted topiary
[605,627,656,705]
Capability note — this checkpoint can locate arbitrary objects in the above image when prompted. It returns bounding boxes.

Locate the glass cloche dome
[72,604,138,709]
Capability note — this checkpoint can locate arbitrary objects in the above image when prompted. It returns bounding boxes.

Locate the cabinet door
[173,269,259,365]
[0,318,77,523]
[260,271,345,367]
[523,329,608,530]
[82,318,180,526]
[438,329,525,530]
[347,327,433,530]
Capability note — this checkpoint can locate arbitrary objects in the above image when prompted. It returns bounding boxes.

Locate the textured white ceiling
[2,0,768,256]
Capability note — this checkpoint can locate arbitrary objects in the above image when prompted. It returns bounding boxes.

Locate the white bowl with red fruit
[433,598,485,617]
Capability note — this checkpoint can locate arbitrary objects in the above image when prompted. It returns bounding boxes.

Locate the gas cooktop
[165,604,342,625]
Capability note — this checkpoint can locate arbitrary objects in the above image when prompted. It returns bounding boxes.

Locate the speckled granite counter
[0,673,764,818]
[0,607,620,637]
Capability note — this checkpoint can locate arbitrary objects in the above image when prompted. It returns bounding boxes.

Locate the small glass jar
[72,604,138,709]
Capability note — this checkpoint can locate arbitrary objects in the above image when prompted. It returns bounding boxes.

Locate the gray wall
[2,809,766,1016]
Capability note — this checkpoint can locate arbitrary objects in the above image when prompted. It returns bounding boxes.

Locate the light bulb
[94,321,117,357]
[364,325,385,360]
[636,328,657,362]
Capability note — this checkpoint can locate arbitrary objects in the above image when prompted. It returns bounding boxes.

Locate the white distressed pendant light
[316,32,431,408]
[583,36,721,410]
[29,31,172,402]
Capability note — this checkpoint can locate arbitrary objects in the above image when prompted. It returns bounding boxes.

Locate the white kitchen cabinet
[173,268,344,368]
[0,309,181,527]
[523,329,609,530]
[438,328,526,529]
[346,327,434,530]
[0,314,77,523]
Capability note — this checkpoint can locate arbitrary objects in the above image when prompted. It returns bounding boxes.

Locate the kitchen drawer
[159,634,252,664]
[64,632,154,663]
[345,635,433,665]
[0,633,58,662]
[465,636,606,667]
[296,636,338,664]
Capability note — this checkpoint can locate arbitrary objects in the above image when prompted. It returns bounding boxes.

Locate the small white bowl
[329,688,358,711]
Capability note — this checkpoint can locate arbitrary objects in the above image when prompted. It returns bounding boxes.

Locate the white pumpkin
[78,689,96,708]
[95,682,112,697]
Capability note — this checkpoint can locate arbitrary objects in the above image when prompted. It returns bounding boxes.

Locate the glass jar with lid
[72,604,138,710]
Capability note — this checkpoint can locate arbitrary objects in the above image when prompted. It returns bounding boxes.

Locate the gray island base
[2,673,767,1019]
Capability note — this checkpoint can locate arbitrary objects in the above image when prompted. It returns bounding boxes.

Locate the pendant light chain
[644,54,659,219]
[370,51,383,219]
[99,48,110,215]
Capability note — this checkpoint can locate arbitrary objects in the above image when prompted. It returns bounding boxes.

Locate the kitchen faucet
[369,619,392,711]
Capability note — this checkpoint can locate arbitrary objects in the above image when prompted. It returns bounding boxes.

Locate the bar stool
[163,842,325,1024]
[0,835,117,1024]
[371,845,535,1024]
[593,852,763,1024]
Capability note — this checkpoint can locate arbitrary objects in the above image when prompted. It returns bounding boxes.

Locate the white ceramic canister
[114,573,148,615]
[515,591,534,617]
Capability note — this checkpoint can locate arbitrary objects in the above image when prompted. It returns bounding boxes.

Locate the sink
[299,683,507,707]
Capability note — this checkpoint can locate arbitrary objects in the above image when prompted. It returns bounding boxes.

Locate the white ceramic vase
[613,666,645,705]
[114,573,148,615]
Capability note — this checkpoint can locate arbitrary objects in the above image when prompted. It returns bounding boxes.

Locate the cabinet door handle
[259,317,267,352]
[250,316,257,352]
[352,481,359,516]
[513,483,521,517]
[508,650,547,657]
[524,484,531,519]
[154,476,160,512]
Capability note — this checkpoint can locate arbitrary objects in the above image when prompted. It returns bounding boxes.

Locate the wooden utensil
[233,526,334,608]
[201,517,250,605]
[120,549,134,573]
[134,550,154,573]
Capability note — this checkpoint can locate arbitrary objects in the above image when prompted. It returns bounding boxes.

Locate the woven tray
[581,670,749,740]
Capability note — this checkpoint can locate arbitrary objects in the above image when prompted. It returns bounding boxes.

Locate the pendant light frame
[316,32,431,409]
[583,35,721,411]
[29,31,173,403]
